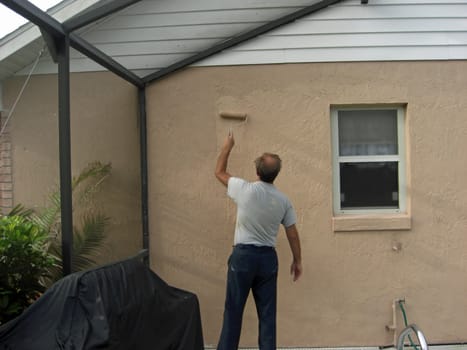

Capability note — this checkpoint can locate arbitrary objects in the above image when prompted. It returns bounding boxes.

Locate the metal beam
[138,87,149,266]
[0,0,64,37]
[0,0,143,88]
[70,34,144,88]
[40,28,60,63]
[57,35,73,276]
[143,0,343,83]
[63,0,141,32]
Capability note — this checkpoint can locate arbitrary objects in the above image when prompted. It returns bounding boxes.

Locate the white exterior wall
[198,0,467,66]
[17,0,467,77]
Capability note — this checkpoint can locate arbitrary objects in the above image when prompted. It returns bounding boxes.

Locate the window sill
[332,214,411,232]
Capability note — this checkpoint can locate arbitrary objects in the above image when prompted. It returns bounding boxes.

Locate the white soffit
[3,0,467,80]
[7,0,325,78]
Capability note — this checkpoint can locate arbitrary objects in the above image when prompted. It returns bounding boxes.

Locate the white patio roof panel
[1,0,324,80]
[5,0,467,81]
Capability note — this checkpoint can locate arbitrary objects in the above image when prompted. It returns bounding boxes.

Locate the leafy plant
[38,161,112,284]
[0,215,57,324]
[0,162,111,324]
[7,203,34,218]
[46,213,110,283]
[9,161,112,285]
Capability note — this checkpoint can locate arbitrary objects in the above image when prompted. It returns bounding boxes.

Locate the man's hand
[222,129,235,151]
[215,130,235,186]
[290,260,302,282]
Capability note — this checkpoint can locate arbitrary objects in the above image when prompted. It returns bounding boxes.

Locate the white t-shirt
[227,177,296,247]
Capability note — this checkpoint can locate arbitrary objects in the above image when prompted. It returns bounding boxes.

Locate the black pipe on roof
[142,0,343,83]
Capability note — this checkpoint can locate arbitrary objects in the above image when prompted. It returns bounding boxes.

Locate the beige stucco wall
[3,71,142,264]
[146,60,467,347]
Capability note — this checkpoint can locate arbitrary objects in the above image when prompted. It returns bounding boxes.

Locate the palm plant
[45,213,110,284]
[10,162,112,285]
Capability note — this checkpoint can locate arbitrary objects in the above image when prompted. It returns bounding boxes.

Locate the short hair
[254,153,282,183]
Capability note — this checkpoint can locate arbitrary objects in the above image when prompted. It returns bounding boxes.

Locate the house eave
[0,0,102,80]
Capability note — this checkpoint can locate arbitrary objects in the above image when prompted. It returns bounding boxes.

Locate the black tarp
[0,254,204,350]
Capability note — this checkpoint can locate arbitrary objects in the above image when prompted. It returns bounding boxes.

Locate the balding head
[254,153,282,183]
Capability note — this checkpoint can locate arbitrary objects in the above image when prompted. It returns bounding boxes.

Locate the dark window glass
[340,162,399,209]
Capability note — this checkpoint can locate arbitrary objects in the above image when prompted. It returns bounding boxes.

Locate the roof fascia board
[0,26,41,62]
[142,0,343,84]
[63,0,142,32]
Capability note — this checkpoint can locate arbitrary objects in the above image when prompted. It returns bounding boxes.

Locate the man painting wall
[215,130,302,349]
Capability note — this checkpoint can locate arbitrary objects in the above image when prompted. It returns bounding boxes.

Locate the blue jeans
[217,244,278,350]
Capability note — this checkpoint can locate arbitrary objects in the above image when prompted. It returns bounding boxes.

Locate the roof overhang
[0,0,101,78]
[0,0,343,85]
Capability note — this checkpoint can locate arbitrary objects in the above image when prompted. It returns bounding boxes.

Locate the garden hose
[398,300,420,350]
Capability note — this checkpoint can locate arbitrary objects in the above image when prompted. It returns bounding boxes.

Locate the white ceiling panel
[3,0,467,82]
[0,0,325,80]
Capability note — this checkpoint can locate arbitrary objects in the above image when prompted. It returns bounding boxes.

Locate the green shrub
[8,162,111,286]
[0,216,57,324]
[0,162,111,324]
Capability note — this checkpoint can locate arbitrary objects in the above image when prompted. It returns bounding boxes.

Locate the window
[331,106,406,215]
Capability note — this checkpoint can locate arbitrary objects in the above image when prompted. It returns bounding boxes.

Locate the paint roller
[219,111,247,121]
[219,111,248,136]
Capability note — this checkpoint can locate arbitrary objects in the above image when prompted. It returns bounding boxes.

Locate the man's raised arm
[215,131,235,187]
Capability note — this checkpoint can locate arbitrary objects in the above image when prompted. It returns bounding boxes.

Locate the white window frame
[331,106,407,215]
